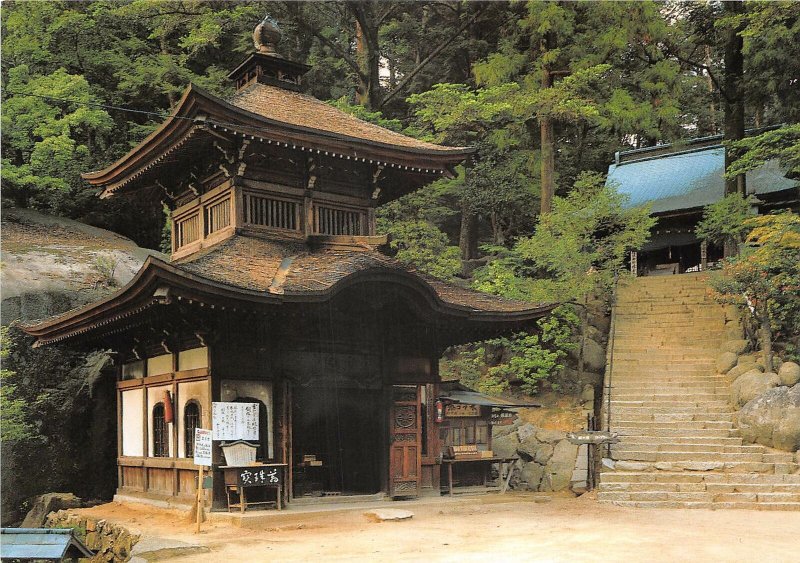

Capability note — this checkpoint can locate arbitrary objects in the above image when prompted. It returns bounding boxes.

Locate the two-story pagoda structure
[24,20,553,509]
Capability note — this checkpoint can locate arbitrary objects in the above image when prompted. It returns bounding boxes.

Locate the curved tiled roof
[175,235,548,315]
[23,235,554,346]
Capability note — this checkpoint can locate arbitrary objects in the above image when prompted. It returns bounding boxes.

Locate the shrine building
[23,19,553,509]
[607,131,799,276]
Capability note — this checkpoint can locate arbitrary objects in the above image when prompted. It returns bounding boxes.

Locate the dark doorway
[292,386,383,496]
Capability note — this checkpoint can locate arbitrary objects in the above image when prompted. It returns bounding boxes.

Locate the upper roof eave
[81,84,474,191]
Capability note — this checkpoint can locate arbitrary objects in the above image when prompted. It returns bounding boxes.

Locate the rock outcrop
[739,384,800,451]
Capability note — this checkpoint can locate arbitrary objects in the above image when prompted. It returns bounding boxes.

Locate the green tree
[474,173,655,304]
[696,193,755,257]
[710,211,800,372]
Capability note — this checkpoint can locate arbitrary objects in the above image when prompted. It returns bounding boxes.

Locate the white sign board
[193,428,213,466]
[212,402,259,441]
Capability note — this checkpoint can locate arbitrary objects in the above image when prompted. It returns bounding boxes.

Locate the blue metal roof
[1,528,94,560]
[607,145,798,214]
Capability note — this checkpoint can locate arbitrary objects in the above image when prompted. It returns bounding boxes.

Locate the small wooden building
[607,133,799,275]
[24,22,553,509]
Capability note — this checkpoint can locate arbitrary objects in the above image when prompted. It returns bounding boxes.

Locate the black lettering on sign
[237,466,282,488]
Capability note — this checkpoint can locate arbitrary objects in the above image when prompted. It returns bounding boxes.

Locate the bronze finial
[253,15,281,55]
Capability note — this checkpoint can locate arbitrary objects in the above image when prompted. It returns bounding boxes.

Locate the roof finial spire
[254,15,281,55]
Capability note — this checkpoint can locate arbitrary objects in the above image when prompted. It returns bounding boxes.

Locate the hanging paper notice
[193,428,213,466]
[212,402,259,440]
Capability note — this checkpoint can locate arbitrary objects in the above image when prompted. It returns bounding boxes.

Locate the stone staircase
[598,273,800,509]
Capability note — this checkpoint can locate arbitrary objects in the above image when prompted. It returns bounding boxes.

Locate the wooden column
[700,240,708,271]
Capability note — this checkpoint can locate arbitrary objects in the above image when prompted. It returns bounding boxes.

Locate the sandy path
[74,493,800,562]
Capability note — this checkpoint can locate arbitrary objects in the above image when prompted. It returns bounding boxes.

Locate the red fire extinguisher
[163,390,174,424]
[435,400,444,423]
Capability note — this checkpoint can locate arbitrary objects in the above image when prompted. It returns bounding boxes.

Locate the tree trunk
[723,0,746,196]
[704,45,718,135]
[459,199,478,261]
[539,39,555,215]
[352,4,381,109]
[760,309,774,373]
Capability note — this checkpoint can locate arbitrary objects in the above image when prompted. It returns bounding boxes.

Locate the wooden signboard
[193,428,213,466]
[491,410,516,426]
[445,403,479,418]
[236,466,282,488]
[212,402,259,440]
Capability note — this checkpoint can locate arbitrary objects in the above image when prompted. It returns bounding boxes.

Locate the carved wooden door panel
[389,385,421,498]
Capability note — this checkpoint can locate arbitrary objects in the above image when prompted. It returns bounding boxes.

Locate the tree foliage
[696,193,755,249]
[473,173,655,303]
[710,211,800,371]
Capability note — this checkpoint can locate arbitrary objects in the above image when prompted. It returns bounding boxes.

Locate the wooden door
[389,385,421,498]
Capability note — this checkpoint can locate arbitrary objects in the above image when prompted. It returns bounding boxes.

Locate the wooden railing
[205,196,231,236]
[242,192,300,232]
[313,204,365,236]
[175,213,200,248]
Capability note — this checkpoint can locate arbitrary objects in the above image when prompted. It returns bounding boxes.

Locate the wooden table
[441,457,519,496]
[221,464,287,512]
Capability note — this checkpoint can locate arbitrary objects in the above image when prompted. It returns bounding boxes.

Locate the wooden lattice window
[152,403,169,457]
[243,193,300,231]
[175,214,200,248]
[205,197,231,235]
[184,401,201,458]
[314,205,363,236]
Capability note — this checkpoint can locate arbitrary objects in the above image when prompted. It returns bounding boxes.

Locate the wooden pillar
[630,251,638,276]
[700,240,708,271]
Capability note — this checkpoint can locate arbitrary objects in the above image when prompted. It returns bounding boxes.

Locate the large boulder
[581,338,606,373]
[543,440,579,492]
[21,493,82,528]
[518,463,544,491]
[716,352,738,374]
[1,208,163,324]
[724,362,762,384]
[723,339,749,355]
[738,384,800,451]
[731,370,780,408]
[492,432,521,458]
[778,362,800,387]
[535,428,566,444]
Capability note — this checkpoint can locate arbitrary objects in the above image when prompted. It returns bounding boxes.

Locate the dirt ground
[73,492,800,562]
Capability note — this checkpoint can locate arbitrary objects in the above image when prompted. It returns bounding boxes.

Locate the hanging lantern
[163,390,174,424]
[435,400,444,423]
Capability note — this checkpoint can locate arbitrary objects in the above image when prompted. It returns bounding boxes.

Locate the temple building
[23,19,552,508]
[607,132,799,275]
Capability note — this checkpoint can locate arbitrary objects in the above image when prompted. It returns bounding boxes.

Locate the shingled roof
[607,139,798,214]
[228,83,463,154]
[23,235,554,346]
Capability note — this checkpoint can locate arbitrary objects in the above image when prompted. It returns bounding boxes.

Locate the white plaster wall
[147,353,173,376]
[121,388,144,457]
[178,347,208,371]
[220,379,274,459]
[147,385,175,457]
[177,380,210,458]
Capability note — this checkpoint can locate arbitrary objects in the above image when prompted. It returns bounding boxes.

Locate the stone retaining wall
[46,510,140,562]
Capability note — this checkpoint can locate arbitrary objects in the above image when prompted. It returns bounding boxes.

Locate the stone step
[611,432,741,438]
[611,412,734,423]
[612,450,775,463]
[598,491,800,504]
[609,383,724,391]
[614,420,734,430]
[607,460,796,473]
[611,443,763,454]
[600,471,800,484]
[600,500,800,510]
[609,395,729,404]
[618,436,744,446]
[611,401,731,415]
[598,481,800,494]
